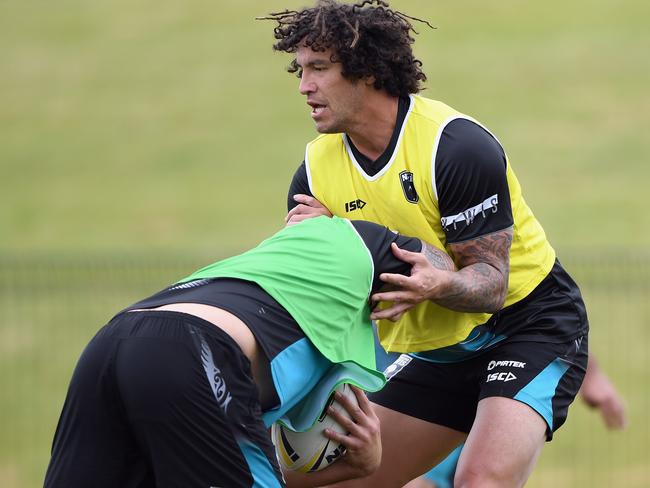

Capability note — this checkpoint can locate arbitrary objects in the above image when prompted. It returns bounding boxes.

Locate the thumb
[390,242,422,264]
[293,194,322,208]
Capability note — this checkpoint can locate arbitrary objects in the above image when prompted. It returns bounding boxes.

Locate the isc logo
[345,199,366,212]
[486,372,517,383]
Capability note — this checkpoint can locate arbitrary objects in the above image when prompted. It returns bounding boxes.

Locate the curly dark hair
[257,0,432,97]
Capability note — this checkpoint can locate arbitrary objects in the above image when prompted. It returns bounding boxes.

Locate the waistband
[102,310,245,352]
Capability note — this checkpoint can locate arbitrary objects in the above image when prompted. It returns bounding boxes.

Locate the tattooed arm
[421,241,458,272]
[441,227,512,311]
[370,227,512,321]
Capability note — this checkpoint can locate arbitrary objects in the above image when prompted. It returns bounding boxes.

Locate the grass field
[2,0,649,253]
[1,1,649,487]
[1,254,647,487]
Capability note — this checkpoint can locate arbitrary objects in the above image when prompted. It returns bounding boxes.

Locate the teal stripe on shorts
[514,358,571,430]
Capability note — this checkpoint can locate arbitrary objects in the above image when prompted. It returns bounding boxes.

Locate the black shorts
[371,335,588,440]
[45,311,284,488]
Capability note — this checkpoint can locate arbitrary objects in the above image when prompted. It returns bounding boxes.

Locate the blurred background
[1,0,648,486]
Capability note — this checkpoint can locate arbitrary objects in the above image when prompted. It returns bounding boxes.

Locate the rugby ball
[272,383,358,472]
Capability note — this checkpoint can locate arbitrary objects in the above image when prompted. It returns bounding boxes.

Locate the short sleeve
[287,162,312,211]
[350,220,421,294]
[435,119,513,243]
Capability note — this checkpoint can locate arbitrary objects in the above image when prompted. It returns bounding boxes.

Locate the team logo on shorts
[399,171,419,203]
[485,359,525,383]
[486,371,517,383]
[383,354,412,380]
[487,360,526,370]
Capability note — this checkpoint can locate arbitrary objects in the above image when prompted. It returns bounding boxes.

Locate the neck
[347,93,399,161]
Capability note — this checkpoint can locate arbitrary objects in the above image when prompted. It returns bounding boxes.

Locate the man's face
[295,45,366,134]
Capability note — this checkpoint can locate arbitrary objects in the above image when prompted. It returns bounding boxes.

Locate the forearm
[370,230,511,321]
[432,262,508,313]
[420,239,508,313]
[436,228,512,313]
[284,462,366,488]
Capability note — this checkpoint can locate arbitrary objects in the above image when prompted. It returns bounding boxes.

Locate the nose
[299,73,316,96]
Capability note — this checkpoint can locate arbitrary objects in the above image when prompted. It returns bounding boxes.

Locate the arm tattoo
[421,241,456,272]
[437,228,513,313]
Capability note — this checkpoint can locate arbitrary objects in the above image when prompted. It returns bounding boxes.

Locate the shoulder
[408,95,465,127]
[437,118,506,173]
[349,219,387,238]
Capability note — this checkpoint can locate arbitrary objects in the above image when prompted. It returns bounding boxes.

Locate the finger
[332,390,364,422]
[287,206,332,225]
[377,272,411,289]
[390,242,425,264]
[285,204,307,222]
[285,216,301,226]
[602,401,627,430]
[327,404,361,436]
[286,213,312,224]
[293,194,323,208]
[371,310,404,322]
[323,424,362,450]
[389,310,406,322]
[286,203,313,218]
[287,210,328,226]
[347,385,374,417]
[370,302,413,321]
[602,407,617,430]
[335,388,373,422]
[371,289,414,303]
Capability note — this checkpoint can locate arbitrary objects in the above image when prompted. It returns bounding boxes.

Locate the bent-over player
[44,216,454,488]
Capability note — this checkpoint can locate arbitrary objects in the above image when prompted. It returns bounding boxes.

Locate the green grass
[1,1,649,486]
[0,255,198,487]
[1,254,648,487]
[1,0,649,253]
[527,283,649,488]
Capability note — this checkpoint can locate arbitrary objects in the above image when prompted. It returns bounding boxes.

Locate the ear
[364,75,376,86]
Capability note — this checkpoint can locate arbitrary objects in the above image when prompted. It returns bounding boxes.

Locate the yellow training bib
[305,95,555,352]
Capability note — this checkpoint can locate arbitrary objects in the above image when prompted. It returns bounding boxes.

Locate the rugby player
[262,1,591,486]
[44,216,454,488]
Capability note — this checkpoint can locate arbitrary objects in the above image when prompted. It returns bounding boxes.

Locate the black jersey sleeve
[435,119,514,243]
[287,161,313,211]
[350,220,422,294]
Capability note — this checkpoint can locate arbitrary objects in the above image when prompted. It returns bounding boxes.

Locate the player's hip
[372,334,588,440]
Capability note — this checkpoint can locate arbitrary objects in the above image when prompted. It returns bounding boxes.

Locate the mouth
[308,102,327,118]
